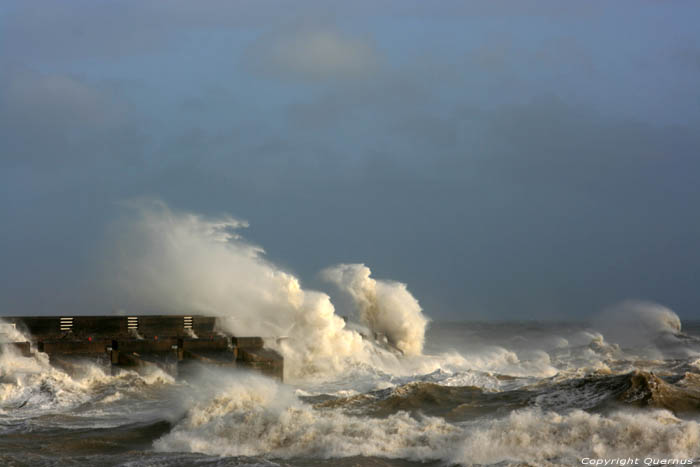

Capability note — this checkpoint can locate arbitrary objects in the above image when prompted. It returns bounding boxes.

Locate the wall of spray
[98,201,430,379]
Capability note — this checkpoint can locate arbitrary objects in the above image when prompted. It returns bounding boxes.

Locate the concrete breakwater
[0,315,283,381]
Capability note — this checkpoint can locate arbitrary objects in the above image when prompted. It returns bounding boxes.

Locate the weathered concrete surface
[237,347,284,380]
[3,315,216,339]
[182,336,237,364]
[3,316,284,381]
[39,339,112,355]
[231,336,264,349]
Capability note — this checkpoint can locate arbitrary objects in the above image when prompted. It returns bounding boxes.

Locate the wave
[153,371,700,465]
[453,407,700,466]
[531,370,700,413]
[0,328,174,415]
[5,310,700,466]
[310,368,700,423]
[321,263,429,356]
[591,301,698,358]
[310,381,529,421]
[154,371,463,460]
[97,201,433,381]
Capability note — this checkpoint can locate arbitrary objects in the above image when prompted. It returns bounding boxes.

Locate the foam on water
[154,371,462,460]
[0,323,175,418]
[454,408,700,466]
[154,370,700,465]
[3,311,700,466]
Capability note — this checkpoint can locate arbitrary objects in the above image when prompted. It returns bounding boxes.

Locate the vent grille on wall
[59,317,73,332]
[183,316,193,329]
[127,316,139,330]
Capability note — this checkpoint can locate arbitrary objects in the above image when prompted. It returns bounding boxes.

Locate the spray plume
[99,201,428,379]
[321,264,429,355]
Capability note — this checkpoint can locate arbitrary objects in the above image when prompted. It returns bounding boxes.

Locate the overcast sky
[2,1,700,320]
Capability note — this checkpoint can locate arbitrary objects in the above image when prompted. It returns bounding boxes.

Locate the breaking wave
[1,322,174,416]
[322,263,429,355]
[452,407,700,466]
[154,371,700,465]
[593,301,683,348]
[97,201,430,380]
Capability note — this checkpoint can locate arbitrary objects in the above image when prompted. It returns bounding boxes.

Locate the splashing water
[321,263,429,356]
[98,201,429,380]
[4,202,700,466]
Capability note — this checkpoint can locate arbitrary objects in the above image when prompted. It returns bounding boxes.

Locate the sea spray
[590,300,698,359]
[453,408,700,465]
[4,316,700,465]
[98,201,566,383]
[99,201,434,379]
[594,300,682,342]
[321,263,429,355]
[154,369,462,460]
[155,369,700,464]
[0,319,174,414]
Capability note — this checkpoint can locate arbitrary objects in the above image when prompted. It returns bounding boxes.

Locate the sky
[1,1,700,320]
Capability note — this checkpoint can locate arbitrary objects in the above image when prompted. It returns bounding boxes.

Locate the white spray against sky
[592,300,683,349]
[100,201,429,379]
[321,263,429,355]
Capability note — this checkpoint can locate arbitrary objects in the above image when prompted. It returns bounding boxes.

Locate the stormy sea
[2,315,700,466]
[2,208,700,466]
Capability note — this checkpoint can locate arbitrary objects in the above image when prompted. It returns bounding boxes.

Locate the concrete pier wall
[3,315,217,339]
[1,315,283,381]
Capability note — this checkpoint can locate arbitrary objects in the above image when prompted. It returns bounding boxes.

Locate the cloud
[0,0,288,61]
[674,45,700,71]
[0,67,143,169]
[244,27,381,81]
[2,68,119,127]
[0,0,379,63]
[1,0,700,322]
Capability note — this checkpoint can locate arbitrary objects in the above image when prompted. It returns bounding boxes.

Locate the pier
[0,315,283,381]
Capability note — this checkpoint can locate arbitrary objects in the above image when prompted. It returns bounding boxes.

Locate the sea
[2,315,700,467]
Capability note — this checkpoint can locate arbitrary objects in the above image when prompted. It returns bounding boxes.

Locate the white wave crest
[155,371,700,465]
[454,408,700,465]
[154,371,461,459]
[99,201,433,380]
[592,300,686,355]
[321,263,429,355]
[0,323,174,414]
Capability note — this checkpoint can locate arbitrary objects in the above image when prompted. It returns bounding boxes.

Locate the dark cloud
[0,0,287,61]
[1,0,699,321]
[674,45,700,70]
[0,0,606,63]
[0,67,146,169]
[2,84,700,318]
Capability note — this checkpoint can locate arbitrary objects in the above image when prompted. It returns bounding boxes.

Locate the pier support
[2,315,284,381]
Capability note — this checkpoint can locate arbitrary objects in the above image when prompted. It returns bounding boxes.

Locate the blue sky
[2,1,700,319]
